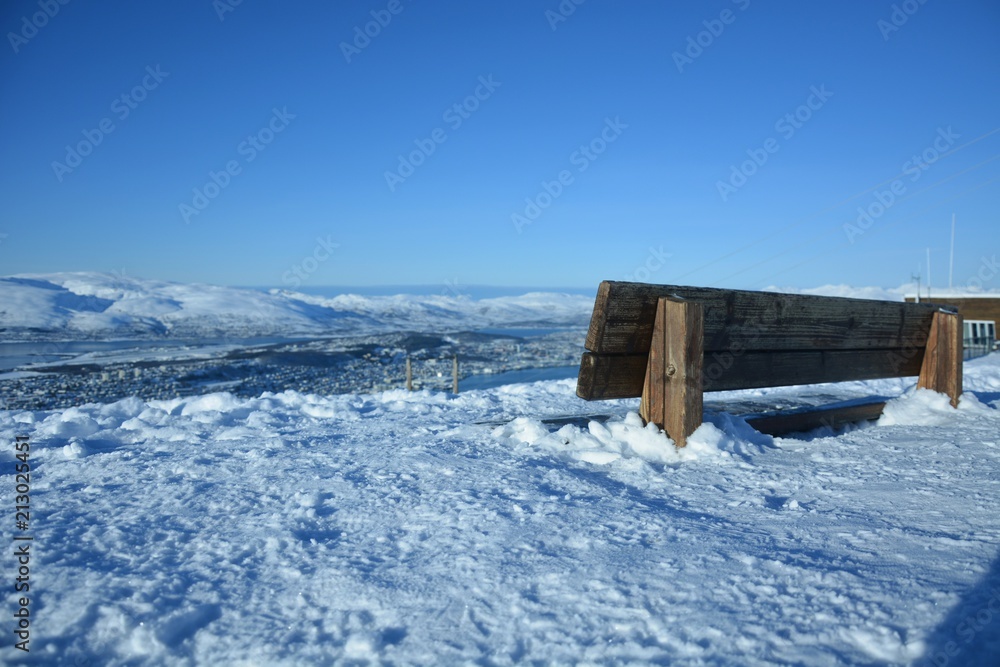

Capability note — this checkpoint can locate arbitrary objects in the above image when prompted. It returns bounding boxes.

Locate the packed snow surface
[2,355,1000,664]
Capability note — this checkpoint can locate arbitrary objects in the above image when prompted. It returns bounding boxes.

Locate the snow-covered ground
[0,273,593,340]
[2,353,1000,665]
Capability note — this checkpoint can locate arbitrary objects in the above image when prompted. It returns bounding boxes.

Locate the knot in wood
[666,364,676,376]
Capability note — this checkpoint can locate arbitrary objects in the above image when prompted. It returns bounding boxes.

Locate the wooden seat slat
[586,281,940,354]
[578,347,925,399]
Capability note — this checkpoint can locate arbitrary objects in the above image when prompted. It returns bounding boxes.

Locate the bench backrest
[577,281,949,400]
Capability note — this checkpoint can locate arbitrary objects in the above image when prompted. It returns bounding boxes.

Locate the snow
[763,282,1000,302]
[879,389,992,427]
[764,283,911,302]
[0,277,115,330]
[0,273,593,340]
[3,351,1000,664]
[494,411,767,466]
[7,272,995,343]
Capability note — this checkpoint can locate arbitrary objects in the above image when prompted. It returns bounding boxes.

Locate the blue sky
[1,0,998,292]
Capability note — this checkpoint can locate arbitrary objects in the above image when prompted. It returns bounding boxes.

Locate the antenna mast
[926,247,931,300]
[949,213,955,289]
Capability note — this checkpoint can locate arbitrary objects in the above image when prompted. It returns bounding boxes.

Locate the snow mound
[879,388,993,426]
[494,410,772,466]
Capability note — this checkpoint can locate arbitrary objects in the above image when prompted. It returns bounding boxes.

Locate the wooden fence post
[917,310,963,407]
[406,357,413,391]
[640,297,704,447]
[452,355,459,394]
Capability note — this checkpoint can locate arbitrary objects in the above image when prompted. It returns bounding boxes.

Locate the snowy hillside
[0,273,594,340]
[6,272,995,343]
[2,355,1000,664]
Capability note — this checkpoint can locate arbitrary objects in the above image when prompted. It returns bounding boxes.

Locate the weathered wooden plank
[585,281,941,355]
[917,310,963,407]
[746,401,887,436]
[577,347,926,399]
[702,347,927,391]
[577,353,647,400]
[640,298,703,446]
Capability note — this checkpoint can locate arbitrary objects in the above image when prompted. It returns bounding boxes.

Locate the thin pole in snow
[926,247,931,300]
[949,213,956,289]
[406,357,413,391]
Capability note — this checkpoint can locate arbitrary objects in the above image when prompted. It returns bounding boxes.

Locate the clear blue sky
[1,0,998,292]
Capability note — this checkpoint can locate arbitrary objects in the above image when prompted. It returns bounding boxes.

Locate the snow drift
[2,355,1000,664]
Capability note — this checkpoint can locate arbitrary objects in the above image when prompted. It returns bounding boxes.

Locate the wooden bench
[576,281,963,446]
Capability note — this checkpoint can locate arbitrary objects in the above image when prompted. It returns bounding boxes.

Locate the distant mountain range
[3,272,995,341]
[0,273,596,340]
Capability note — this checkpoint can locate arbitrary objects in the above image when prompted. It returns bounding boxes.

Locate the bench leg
[640,297,704,447]
[917,310,963,408]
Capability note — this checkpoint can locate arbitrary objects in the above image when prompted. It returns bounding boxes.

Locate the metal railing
[964,336,997,361]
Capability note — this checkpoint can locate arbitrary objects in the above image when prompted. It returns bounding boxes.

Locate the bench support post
[640,297,704,447]
[917,310,963,407]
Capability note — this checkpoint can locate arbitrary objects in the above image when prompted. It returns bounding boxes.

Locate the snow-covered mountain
[0,273,594,339]
[5,273,995,341]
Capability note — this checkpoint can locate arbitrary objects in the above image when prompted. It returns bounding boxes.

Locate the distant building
[905,294,1000,356]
